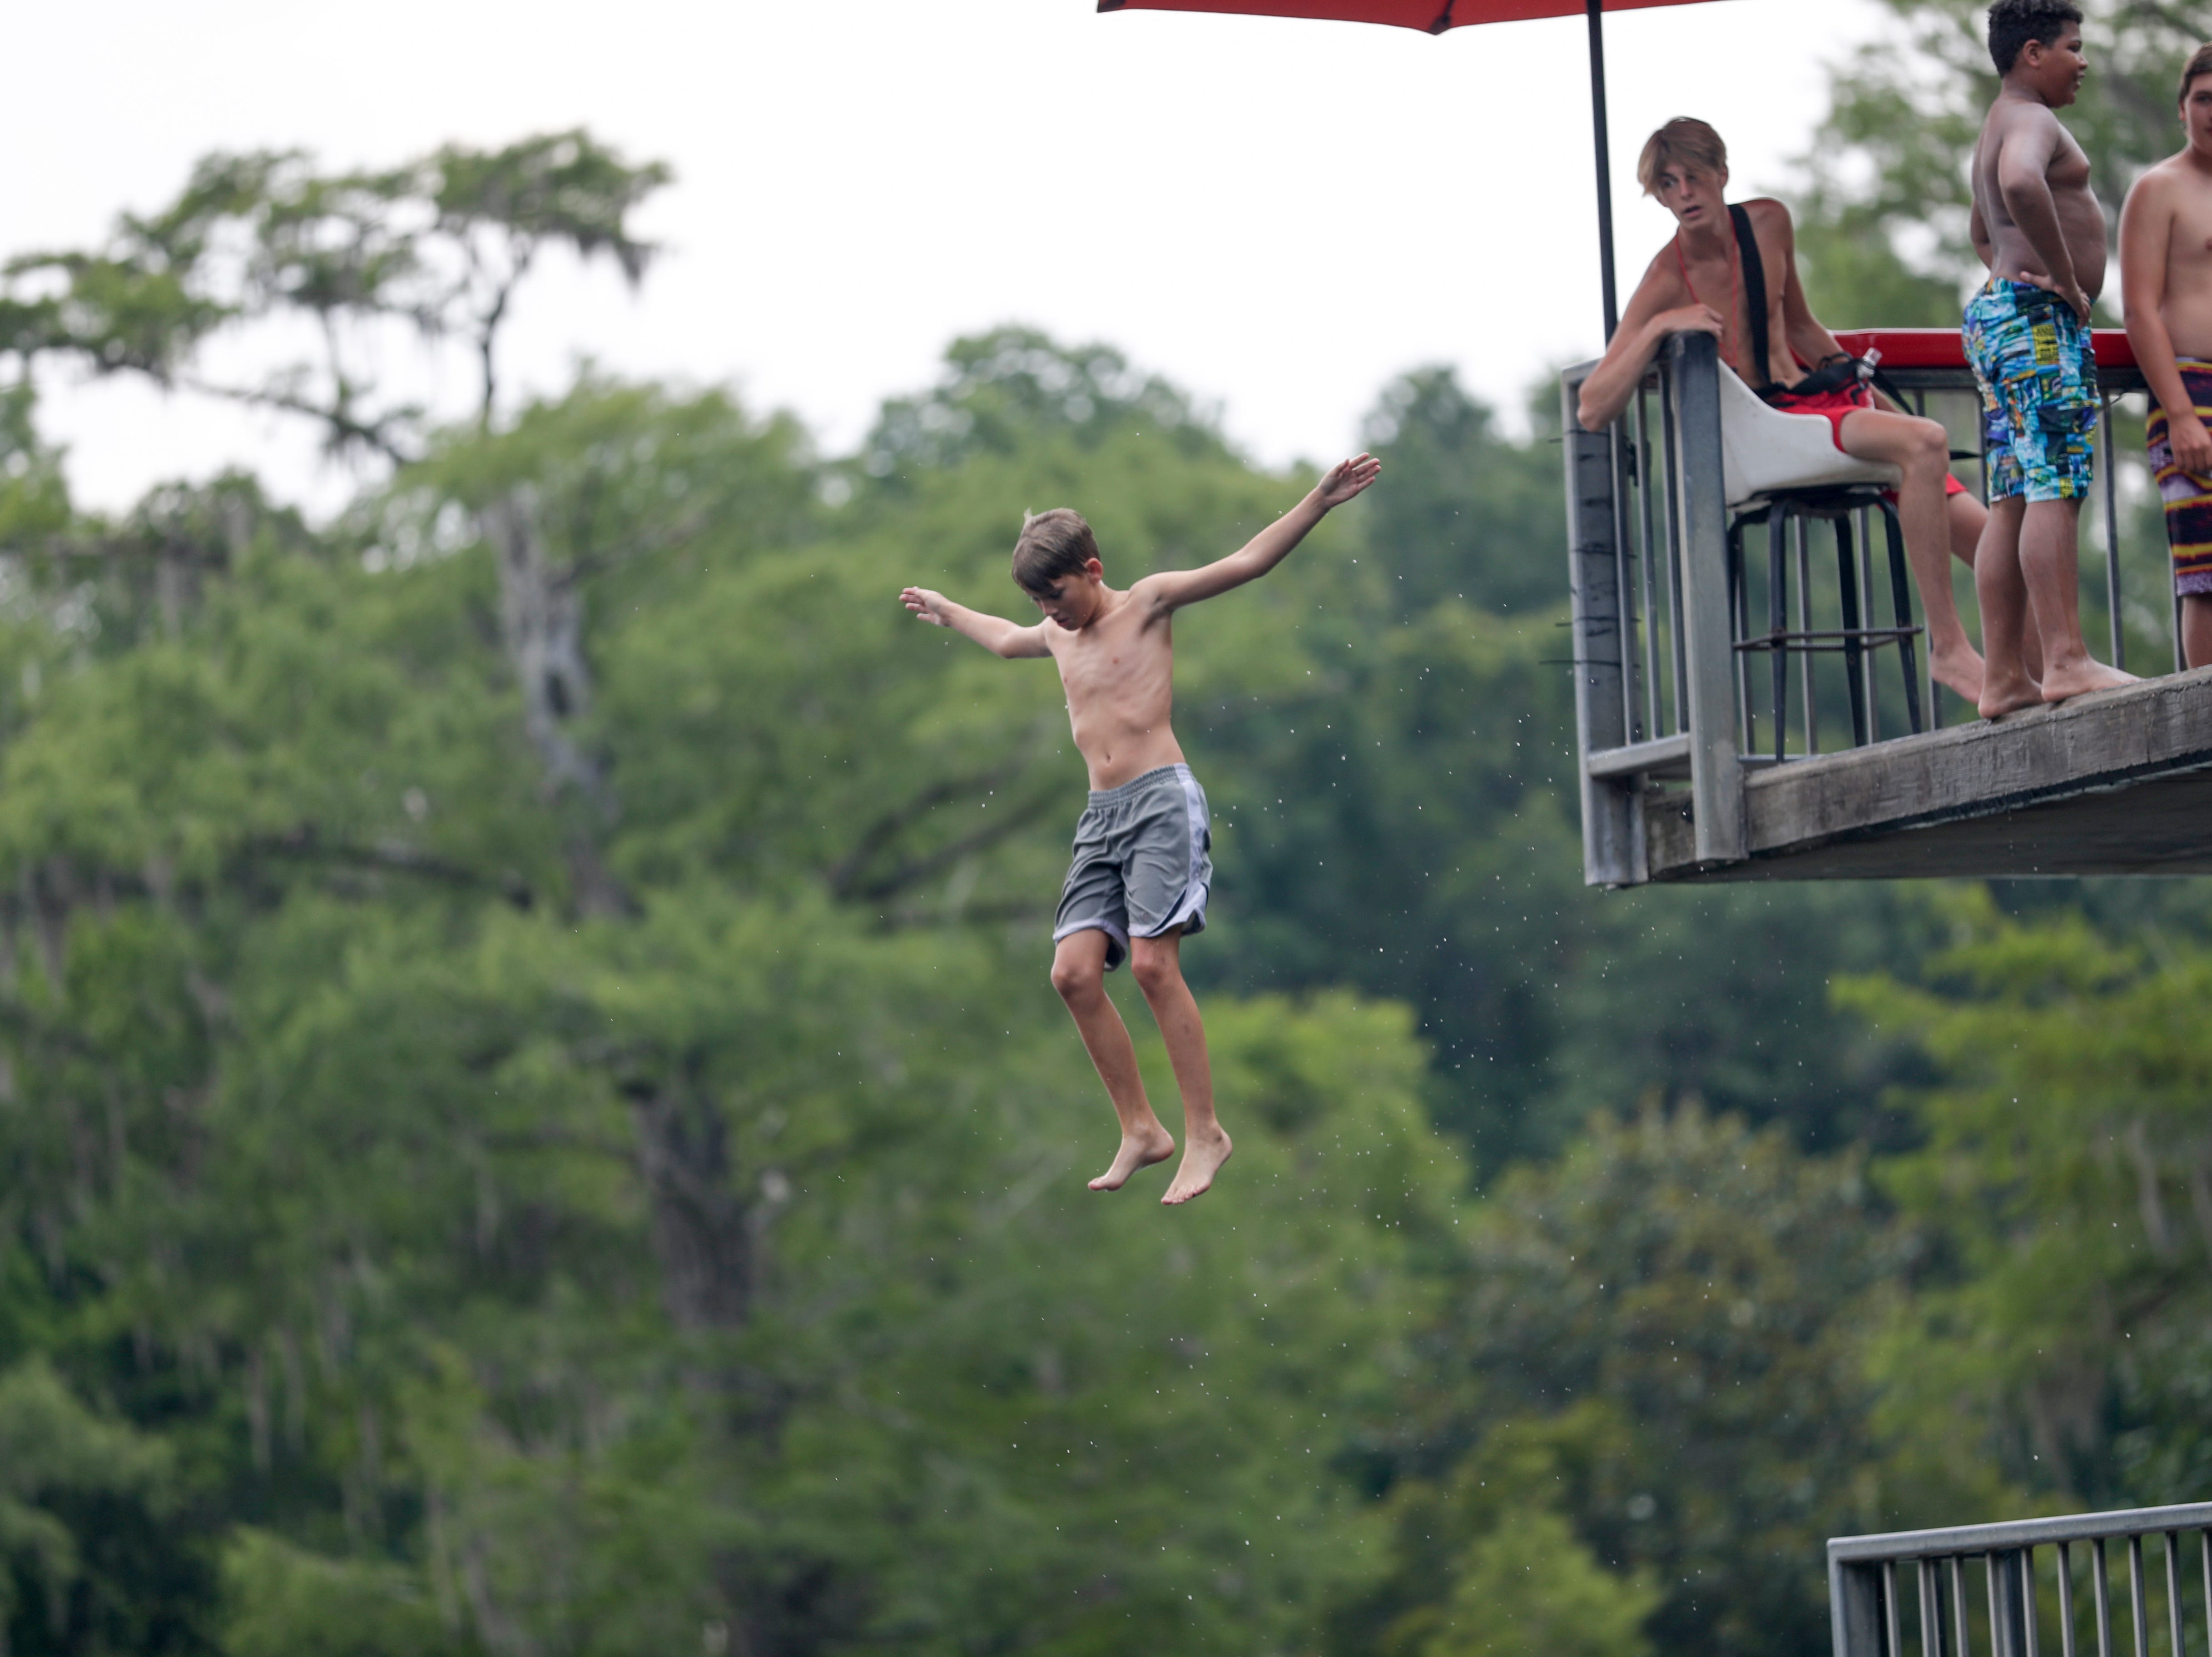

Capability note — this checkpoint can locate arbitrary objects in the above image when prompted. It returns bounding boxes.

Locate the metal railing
[1561,333,2167,890]
[1830,1503,2212,1657]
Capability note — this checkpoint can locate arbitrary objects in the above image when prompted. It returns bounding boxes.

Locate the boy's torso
[1046,585,1186,791]
[1659,199,1800,388]
[1974,98,2107,297]
[2142,158,2212,359]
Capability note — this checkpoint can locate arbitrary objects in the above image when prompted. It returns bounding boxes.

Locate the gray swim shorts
[1052,763,1213,970]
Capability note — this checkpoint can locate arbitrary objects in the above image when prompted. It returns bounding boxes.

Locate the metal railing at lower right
[1830,1503,2212,1657]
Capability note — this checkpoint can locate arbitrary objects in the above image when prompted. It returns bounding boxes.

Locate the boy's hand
[2019,268,2092,324]
[902,586,953,626]
[2170,411,2212,483]
[1316,453,1383,510]
[1654,302,1727,342]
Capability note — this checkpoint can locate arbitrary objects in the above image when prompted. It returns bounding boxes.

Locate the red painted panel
[1099,0,1722,31]
[1830,328,2139,372]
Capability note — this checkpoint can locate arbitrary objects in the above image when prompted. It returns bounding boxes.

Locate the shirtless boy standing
[1966,0,2135,715]
[2121,41,2212,669]
[900,456,1381,1205]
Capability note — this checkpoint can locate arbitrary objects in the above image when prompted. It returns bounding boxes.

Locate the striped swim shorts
[2147,358,2212,597]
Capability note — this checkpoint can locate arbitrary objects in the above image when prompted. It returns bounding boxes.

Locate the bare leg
[1944,488,2042,682]
[2018,498,2136,703]
[1050,929,1174,1191]
[1974,496,2046,718]
[1840,409,1983,702]
[2185,595,2212,670]
[1129,930,1232,1206]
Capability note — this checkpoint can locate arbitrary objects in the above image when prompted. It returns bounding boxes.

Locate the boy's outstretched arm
[1141,454,1382,612]
[901,587,1050,657]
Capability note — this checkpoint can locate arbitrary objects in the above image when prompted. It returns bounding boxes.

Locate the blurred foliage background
[0,6,2202,1653]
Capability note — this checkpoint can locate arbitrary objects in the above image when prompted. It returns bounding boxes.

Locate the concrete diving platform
[1643,667,2212,881]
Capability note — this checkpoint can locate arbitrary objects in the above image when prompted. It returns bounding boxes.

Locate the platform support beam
[1667,333,1747,866]
[1563,370,1645,887]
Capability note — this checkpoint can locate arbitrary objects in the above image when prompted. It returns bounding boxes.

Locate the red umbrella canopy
[1099,0,1716,30]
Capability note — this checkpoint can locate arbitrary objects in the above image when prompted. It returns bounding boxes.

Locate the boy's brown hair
[1012,509,1099,595]
[1637,118,1727,198]
[2181,40,2212,104]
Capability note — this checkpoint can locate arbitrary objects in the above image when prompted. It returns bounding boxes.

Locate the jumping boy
[900,456,1381,1205]
[2120,40,2212,669]
[1966,0,2135,715]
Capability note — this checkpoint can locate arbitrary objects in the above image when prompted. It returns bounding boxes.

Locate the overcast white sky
[4,0,1889,514]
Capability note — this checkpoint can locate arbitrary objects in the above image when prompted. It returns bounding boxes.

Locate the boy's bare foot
[1161,1126,1232,1206]
[1090,1126,1175,1192]
[1931,642,1986,705]
[2039,658,2136,703]
[1979,671,2045,719]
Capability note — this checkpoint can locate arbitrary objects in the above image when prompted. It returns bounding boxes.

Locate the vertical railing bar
[2133,1534,2152,1657]
[1920,384,1944,730]
[1924,1558,1947,1657]
[2164,1533,2183,1657]
[1797,513,1818,754]
[1891,1560,1907,1657]
[1636,380,1664,738]
[2097,1538,2114,1657]
[1997,1553,2010,1657]
[1661,370,1688,733]
[1960,1556,1976,1657]
[1734,518,1752,747]
[1609,420,1643,744]
[2100,393,2125,671]
[1923,579,1939,736]
[2060,1540,2079,1657]
[2027,1547,2044,1657]
[2199,1533,2212,1657]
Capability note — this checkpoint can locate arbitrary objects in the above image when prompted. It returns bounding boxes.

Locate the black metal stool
[1726,483,1925,763]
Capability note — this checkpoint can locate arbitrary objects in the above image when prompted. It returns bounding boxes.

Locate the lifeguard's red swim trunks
[1771,380,1968,498]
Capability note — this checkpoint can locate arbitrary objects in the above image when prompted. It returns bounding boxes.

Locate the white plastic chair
[1715,361,1899,508]
[1712,363,1925,754]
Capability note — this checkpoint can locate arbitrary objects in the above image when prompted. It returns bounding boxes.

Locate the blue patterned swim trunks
[1963,279,2100,503]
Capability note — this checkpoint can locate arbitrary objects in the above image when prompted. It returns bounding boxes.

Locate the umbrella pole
[1587,0,1619,338]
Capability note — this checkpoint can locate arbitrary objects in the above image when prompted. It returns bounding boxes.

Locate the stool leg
[1835,512,1870,746]
[1795,515,1818,756]
[1880,501,1924,734]
[1769,503,1789,762]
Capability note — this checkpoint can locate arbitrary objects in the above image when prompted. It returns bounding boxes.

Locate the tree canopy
[0,85,2207,1655]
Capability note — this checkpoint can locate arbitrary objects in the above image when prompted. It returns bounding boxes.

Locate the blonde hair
[1637,118,1728,197]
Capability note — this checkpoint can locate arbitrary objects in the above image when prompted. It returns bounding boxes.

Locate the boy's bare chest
[1052,612,1170,698]
[2170,185,2212,268]
[1981,114,2094,204]
[2047,131,2094,193]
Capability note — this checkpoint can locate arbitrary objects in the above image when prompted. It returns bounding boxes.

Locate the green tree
[1345,1107,1998,1657]
[1358,367,1566,617]
[1791,0,2204,324]
[1840,890,2212,1507]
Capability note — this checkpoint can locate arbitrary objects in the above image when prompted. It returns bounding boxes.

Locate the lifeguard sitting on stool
[1577,117,1995,705]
